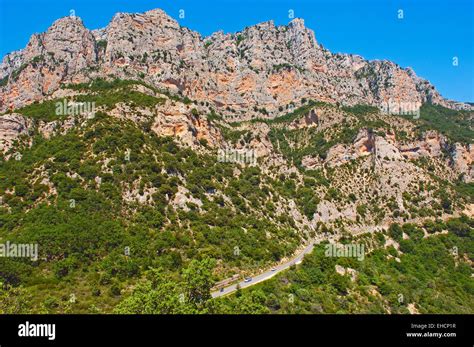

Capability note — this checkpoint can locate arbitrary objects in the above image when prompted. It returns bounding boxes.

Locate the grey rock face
[0,8,470,114]
[1,16,97,110]
[0,113,31,153]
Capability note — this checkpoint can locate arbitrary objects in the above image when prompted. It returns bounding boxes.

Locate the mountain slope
[0,8,472,314]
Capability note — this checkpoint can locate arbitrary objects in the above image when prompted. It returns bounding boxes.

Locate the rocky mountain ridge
[0,8,471,116]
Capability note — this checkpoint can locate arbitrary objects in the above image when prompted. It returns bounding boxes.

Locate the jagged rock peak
[48,15,86,29]
[110,8,180,28]
[288,18,306,30]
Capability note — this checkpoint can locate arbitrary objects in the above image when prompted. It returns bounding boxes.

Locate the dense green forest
[112,216,473,314]
[218,216,474,314]
[1,215,472,313]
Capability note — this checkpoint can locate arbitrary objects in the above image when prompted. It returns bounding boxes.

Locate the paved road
[211,240,319,298]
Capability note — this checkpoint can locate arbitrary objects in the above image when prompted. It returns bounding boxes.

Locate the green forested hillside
[86,217,474,314]
[407,104,473,143]
[0,79,472,314]
[0,107,301,313]
[217,217,474,314]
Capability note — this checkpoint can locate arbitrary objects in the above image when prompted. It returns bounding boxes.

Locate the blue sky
[0,0,473,102]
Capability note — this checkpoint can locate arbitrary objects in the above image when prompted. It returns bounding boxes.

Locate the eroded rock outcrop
[151,101,222,148]
[451,143,474,182]
[0,113,31,153]
[302,126,472,181]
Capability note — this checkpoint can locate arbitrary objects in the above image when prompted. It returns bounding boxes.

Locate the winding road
[211,239,320,298]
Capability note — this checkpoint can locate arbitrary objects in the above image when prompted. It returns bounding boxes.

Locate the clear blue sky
[0,0,473,102]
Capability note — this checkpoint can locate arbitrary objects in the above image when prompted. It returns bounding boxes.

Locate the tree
[114,268,192,314]
[115,258,217,314]
[0,283,31,314]
[0,258,32,285]
[182,257,216,306]
[446,218,471,237]
[388,223,403,241]
[224,290,270,314]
